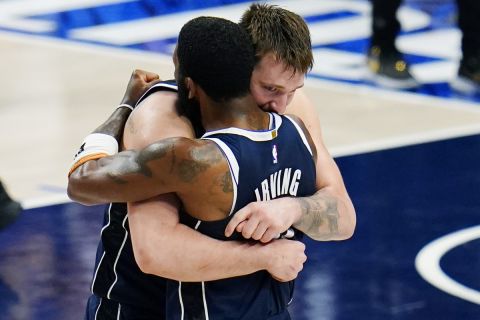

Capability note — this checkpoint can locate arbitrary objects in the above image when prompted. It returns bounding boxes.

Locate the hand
[120,69,161,107]
[261,239,306,282]
[225,198,301,243]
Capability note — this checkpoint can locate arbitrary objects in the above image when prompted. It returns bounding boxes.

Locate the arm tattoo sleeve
[294,191,340,240]
[93,107,132,142]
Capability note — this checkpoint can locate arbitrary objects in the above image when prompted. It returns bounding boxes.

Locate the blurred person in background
[368,0,480,93]
[0,179,22,230]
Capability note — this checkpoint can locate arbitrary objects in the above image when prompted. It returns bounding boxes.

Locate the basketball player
[70,17,316,319]
[69,4,356,319]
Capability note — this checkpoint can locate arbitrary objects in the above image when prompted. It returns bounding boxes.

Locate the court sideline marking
[415,225,480,305]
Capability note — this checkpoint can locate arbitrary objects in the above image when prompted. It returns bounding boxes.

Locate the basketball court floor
[0,0,479,319]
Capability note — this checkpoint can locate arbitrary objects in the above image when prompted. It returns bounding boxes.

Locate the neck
[200,94,269,132]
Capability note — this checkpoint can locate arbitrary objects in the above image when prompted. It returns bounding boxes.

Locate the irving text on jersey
[254,168,302,201]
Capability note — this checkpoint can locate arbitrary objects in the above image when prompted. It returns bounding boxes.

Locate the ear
[185,77,197,99]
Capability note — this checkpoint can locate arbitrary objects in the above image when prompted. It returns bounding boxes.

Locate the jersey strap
[283,115,313,156]
[202,137,238,216]
[136,80,178,107]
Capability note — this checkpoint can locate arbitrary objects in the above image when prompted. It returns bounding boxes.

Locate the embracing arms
[67,70,307,282]
[225,88,356,242]
[123,94,306,281]
[289,90,355,240]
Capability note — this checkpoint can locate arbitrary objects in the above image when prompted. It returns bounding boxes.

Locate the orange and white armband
[68,133,118,176]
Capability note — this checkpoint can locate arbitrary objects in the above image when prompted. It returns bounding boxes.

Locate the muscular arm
[285,89,356,240]
[68,133,183,204]
[128,193,303,282]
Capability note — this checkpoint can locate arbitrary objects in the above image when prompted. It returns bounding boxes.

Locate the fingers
[236,221,246,233]
[241,222,276,243]
[260,229,278,243]
[132,69,160,83]
[239,215,261,239]
[144,71,160,82]
[266,240,307,282]
[225,207,251,237]
[251,222,268,241]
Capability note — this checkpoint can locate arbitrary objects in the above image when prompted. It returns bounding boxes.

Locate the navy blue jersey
[166,113,317,320]
[87,81,178,319]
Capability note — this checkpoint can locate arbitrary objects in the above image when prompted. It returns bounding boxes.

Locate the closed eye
[264,86,278,93]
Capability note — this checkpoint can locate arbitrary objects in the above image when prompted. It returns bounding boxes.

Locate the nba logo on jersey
[272,145,278,164]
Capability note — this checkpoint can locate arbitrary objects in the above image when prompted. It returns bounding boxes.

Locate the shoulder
[145,137,221,162]
[176,138,224,165]
[141,137,227,189]
[283,114,309,139]
[285,88,322,138]
[284,114,317,162]
[286,88,316,117]
[123,90,195,150]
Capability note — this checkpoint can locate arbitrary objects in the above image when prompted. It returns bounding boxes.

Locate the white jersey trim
[194,220,202,230]
[178,282,185,320]
[193,222,210,320]
[202,281,210,320]
[135,82,178,107]
[91,251,105,293]
[177,222,209,320]
[117,303,121,320]
[91,203,113,293]
[202,113,282,141]
[202,138,239,216]
[94,297,102,320]
[284,115,313,156]
[107,214,129,299]
[268,113,274,129]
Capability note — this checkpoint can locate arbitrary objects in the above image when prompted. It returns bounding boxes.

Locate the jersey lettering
[254,168,302,201]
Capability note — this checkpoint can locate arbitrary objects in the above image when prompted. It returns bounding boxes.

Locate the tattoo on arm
[219,171,233,193]
[104,140,226,188]
[93,107,131,142]
[178,143,224,182]
[107,172,129,184]
[294,192,339,240]
[106,141,173,185]
[178,159,209,182]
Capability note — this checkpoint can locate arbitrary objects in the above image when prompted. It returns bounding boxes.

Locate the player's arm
[67,69,163,203]
[122,94,306,282]
[289,89,356,240]
[226,89,356,242]
[70,126,231,205]
[129,194,306,282]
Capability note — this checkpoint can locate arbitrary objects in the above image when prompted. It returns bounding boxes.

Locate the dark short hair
[239,4,313,74]
[177,16,255,102]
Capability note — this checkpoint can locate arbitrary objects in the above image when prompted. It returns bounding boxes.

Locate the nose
[268,95,288,114]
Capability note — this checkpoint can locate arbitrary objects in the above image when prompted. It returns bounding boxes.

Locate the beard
[176,75,205,138]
